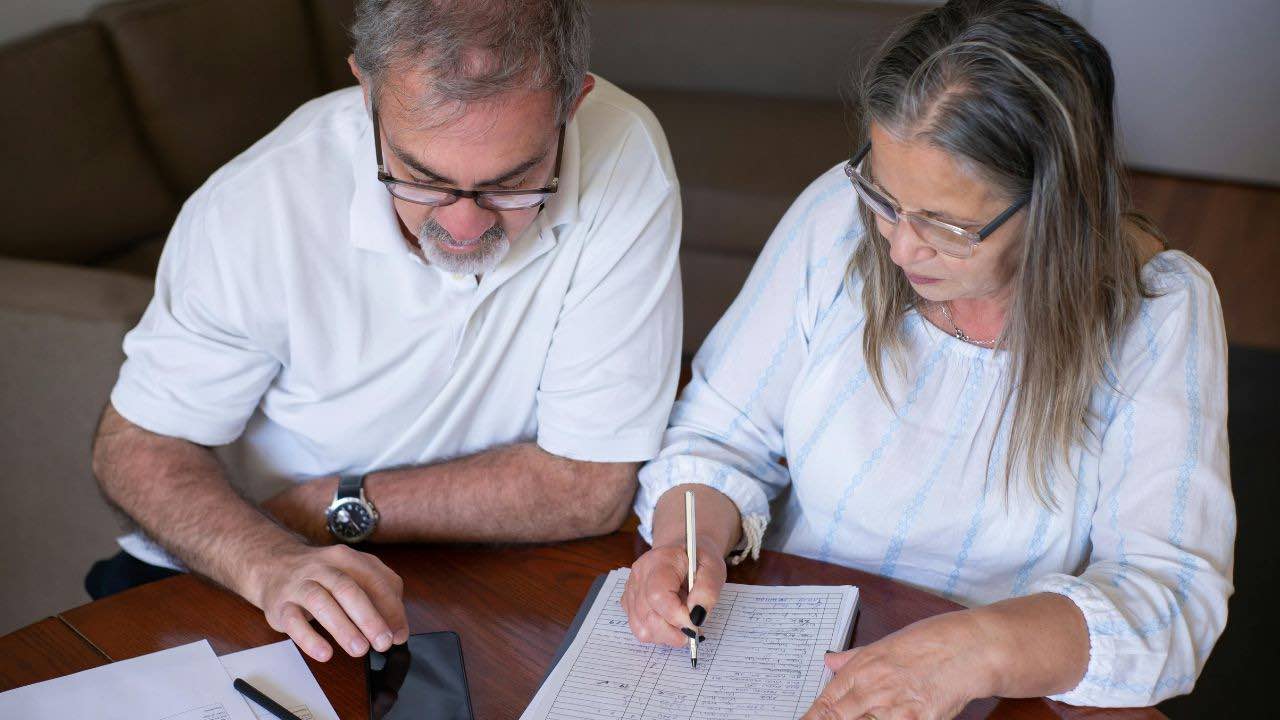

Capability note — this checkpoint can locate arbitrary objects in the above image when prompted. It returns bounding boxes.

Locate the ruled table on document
[520,568,859,720]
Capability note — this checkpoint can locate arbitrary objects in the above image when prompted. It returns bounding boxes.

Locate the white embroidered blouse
[635,164,1235,707]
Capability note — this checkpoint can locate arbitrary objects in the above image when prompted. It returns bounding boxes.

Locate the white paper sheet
[219,640,340,720]
[0,639,257,720]
[520,568,859,720]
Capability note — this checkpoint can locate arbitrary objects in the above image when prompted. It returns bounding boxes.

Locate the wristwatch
[325,474,379,544]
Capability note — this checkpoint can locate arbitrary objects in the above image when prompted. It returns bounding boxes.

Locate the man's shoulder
[576,75,678,191]
[168,88,367,277]
[196,87,366,211]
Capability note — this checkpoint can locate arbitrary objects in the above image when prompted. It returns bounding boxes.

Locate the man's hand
[246,542,410,662]
[261,477,338,545]
[93,404,409,663]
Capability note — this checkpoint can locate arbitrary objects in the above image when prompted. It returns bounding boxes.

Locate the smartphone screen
[367,631,475,720]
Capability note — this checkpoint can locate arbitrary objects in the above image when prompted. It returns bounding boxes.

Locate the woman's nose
[886,219,938,267]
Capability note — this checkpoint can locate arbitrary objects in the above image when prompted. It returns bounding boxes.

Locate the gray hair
[351,0,590,123]
[849,0,1161,508]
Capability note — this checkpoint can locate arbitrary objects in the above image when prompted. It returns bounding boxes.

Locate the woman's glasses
[844,142,1028,259]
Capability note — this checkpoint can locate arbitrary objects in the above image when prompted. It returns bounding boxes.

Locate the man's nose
[887,219,937,267]
[434,199,497,243]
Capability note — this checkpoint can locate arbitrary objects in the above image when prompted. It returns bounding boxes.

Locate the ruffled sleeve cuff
[1025,573,1123,706]
[635,455,775,553]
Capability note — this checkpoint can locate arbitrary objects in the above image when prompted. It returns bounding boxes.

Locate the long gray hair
[850,0,1162,506]
[351,0,590,123]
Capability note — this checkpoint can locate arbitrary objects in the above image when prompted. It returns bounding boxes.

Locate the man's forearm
[92,404,302,603]
[362,442,636,543]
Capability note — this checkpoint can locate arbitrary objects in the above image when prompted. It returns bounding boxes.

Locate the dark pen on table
[233,677,304,720]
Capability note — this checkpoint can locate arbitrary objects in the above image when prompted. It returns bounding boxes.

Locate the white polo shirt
[111,77,682,567]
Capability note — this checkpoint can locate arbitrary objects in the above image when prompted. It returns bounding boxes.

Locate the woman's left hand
[802,610,995,720]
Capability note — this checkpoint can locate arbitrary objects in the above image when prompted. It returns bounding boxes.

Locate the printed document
[0,639,256,720]
[219,640,339,720]
[521,568,859,720]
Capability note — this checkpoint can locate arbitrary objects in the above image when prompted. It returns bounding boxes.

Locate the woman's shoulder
[775,162,863,247]
[749,162,867,319]
[1112,250,1225,376]
[1141,250,1219,304]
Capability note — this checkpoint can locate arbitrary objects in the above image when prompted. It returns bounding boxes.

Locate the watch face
[327,498,375,542]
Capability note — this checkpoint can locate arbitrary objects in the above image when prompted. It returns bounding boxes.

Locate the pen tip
[691,658,697,668]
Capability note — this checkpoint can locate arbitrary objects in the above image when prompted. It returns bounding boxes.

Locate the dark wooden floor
[1128,171,1279,349]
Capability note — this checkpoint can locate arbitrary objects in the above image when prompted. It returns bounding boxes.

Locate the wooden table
[1,532,1162,719]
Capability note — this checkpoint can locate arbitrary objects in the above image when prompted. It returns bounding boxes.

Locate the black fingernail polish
[690,605,707,626]
[682,627,697,638]
[698,635,706,642]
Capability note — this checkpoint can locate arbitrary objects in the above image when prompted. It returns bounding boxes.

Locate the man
[89,0,681,663]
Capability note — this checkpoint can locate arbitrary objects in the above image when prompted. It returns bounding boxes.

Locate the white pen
[685,490,698,668]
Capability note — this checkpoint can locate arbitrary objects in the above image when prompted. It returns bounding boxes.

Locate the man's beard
[416,218,510,275]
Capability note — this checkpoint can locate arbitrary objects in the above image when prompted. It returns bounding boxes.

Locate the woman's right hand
[622,540,728,647]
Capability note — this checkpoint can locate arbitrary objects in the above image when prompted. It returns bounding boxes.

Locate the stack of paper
[0,638,338,720]
[220,640,340,720]
[521,568,859,720]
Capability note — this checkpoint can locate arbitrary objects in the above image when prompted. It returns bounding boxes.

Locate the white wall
[1072,0,1280,185]
[854,0,1280,185]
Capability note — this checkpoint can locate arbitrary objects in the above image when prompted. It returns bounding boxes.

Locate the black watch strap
[337,474,365,499]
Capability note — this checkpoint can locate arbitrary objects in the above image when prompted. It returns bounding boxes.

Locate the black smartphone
[366,631,476,720]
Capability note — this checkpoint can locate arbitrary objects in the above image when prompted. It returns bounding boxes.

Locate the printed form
[521,568,859,720]
[219,640,339,720]
[0,640,256,720]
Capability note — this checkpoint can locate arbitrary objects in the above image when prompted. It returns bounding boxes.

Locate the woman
[623,0,1234,716]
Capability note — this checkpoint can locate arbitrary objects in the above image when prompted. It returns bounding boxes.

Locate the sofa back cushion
[0,23,177,264]
[590,0,925,100]
[94,0,324,194]
[589,0,928,355]
[311,0,358,91]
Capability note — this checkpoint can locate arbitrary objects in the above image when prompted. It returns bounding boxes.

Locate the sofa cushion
[310,0,358,91]
[95,236,167,278]
[94,0,324,193]
[680,248,758,356]
[634,89,853,259]
[590,0,927,101]
[0,23,177,265]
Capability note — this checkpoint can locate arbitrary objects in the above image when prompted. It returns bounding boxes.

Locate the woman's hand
[802,611,996,720]
[621,539,728,647]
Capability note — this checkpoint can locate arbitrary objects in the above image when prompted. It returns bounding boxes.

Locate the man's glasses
[844,142,1029,259]
[373,106,564,212]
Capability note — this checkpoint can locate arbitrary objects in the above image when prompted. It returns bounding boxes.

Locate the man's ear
[348,55,371,111]
[565,73,595,124]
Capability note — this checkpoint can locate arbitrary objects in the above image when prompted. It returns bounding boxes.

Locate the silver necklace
[937,301,999,347]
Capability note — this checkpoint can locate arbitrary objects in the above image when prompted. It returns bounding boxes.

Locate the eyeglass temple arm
[372,105,386,171]
[977,193,1030,238]
[852,141,871,165]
